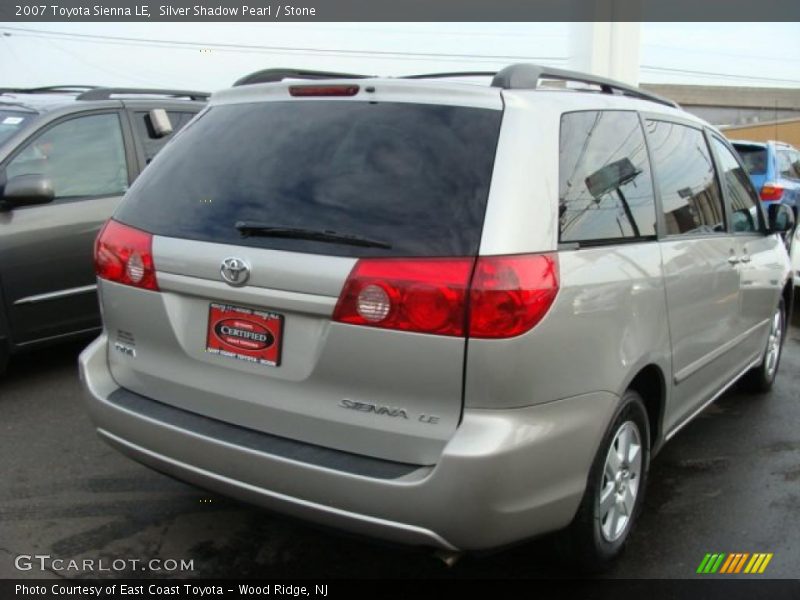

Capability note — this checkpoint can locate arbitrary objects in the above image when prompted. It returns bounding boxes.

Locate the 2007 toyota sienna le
[79,64,795,569]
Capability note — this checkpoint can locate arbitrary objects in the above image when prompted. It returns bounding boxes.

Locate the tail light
[469,254,559,338]
[94,220,159,291]
[760,184,784,202]
[333,254,559,339]
[333,258,473,336]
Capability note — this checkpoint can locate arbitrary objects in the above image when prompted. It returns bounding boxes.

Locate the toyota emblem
[220,257,251,287]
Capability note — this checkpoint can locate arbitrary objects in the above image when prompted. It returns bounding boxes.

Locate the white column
[570,21,641,85]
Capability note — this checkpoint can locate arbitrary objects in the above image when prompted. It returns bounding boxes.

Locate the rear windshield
[733,144,767,176]
[0,109,36,145]
[115,101,502,257]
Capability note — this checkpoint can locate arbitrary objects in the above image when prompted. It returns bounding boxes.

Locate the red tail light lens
[333,253,559,339]
[94,220,159,291]
[469,254,559,338]
[760,184,784,201]
[333,258,473,336]
[289,85,360,97]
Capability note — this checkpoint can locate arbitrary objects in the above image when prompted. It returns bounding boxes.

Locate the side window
[6,113,128,200]
[711,137,763,233]
[559,111,656,243]
[777,149,800,180]
[133,110,196,163]
[645,120,725,236]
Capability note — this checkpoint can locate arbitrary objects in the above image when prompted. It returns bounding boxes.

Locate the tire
[742,297,786,393]
[556,389,651,573]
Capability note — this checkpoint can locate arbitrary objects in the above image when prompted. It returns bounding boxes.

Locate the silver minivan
[79,64,795,569]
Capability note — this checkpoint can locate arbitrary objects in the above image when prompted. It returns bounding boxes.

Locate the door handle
[739,254,751,263]
[728,255,740,265]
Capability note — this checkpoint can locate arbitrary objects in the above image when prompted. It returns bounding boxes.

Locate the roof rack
[234,69,373,87]
[490,64,679,108]
[0,85,99,95]
[231,63,678,108]
[76,88,209,101]
[402,71,497,80]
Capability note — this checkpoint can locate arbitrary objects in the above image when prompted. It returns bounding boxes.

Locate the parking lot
[1,319,799,580]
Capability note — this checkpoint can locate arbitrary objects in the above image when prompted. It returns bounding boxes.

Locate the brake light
[760,184,784,201]
[94,220,158,291]
[332,254,559,339]
[469,254,559,338]
[289,85,359,97]
[333,258,473,336]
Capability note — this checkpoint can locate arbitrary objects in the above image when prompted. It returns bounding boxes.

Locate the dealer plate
[206,302,283,367]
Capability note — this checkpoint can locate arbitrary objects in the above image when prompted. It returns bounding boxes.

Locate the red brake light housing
[760,183,784,201]
[289,85,360,97]
[333,258,473,337]
[332,254,559,339]
[469,254,559,339]
[94,220,159,291]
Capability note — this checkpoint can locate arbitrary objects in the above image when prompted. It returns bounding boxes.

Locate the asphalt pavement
[1,321,799,579]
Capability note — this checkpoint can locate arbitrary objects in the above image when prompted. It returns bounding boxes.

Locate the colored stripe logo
[696,553,773,574]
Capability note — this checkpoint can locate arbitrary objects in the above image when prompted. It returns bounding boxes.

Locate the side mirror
[1,174,55,209]
[147,108,173,138]
[767,203,795,234]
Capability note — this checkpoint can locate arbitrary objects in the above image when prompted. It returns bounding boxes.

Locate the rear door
[0,110,134,344]
[104,95,503,465]
[645,118,741,432]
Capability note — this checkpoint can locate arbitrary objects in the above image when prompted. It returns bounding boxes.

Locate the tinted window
[6,113,128,199]
[733,144,767,176]
[559,111,656,243]
[777,149,800,179]
[646,120,724,236]
[0,109,36,145]
[712,137,762,233]
[116,102,502,258]
[132,110,197,163]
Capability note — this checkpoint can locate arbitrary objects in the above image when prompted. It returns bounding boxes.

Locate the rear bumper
[80,334,617,551]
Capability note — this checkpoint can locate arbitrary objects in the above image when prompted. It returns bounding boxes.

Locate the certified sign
[206,302,283,367]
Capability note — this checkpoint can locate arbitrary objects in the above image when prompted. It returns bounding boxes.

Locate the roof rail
[229,64,678,108]
[490,64,679,108]
[402,71,497,80]
[0,85,99,95]
[234,69,373,87]
[76,88,209,101]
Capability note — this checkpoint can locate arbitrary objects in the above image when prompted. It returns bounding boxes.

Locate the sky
[0,22,799,92]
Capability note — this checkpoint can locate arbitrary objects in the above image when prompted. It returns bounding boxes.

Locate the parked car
[731,140,800,210]
[0,86,207,373]
[79,65,794,570]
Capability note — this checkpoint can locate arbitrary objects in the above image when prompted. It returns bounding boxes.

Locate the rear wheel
[743,298,785,393]
[557,390,650,572]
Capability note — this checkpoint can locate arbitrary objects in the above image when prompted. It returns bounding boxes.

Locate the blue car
[732,140,800,210]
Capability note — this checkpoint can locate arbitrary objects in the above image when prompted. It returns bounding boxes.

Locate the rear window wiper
[234,221,392,249]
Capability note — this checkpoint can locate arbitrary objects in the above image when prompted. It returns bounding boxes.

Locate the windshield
[115,100,502,258]
[0,109,36,145]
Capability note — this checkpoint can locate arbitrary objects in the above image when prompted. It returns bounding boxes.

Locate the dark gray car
[0,86,207,373]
